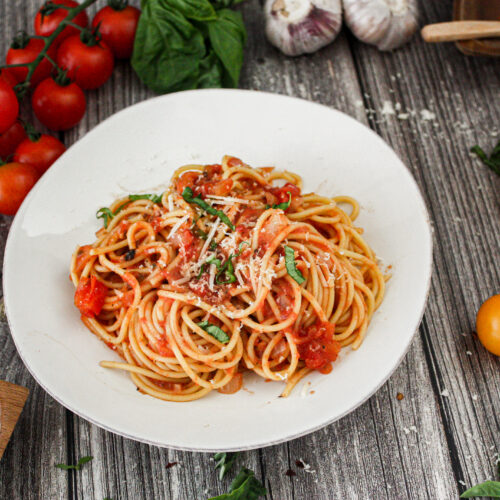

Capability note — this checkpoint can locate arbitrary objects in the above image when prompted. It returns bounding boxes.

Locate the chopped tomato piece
[274,279,295,320]
[257,213,288,253]
[269,182,301,204]
[236,207,264,237]
[75,245,92,274]
[218,372,243,394]
[74,275,108,318]
[175,166,232,197]
[295,320,340,373]
[205,163,222,176]
[227,156,242,167]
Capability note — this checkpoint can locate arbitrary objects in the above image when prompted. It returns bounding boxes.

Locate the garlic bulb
[265,0,342,56]
[343,0,419,51]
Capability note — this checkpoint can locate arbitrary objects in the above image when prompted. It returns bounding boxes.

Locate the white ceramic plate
[3,89,432,451]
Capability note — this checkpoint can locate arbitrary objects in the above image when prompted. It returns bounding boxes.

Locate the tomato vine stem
[0,0,99,98]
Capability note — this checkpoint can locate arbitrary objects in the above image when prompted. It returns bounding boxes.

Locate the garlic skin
[265,0,342,56]
[343,0,419,51]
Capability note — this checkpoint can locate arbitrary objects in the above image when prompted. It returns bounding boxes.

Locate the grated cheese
[167,194,174,212]
[206,195,250,205]
[200,217,221,256]
[168,214,190,240]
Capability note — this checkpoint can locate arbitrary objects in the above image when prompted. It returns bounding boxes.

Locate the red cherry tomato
[92,1,140,59]
[0,162,40,215]
[34,0,89,46]
[57,34,114,89]
[14,134,66,175]
[0,122,27,162]
[32,77,86,131]
[0,68,17,88]
[74,275,108,317]
[6,35,57,86]
[0,80,19,134]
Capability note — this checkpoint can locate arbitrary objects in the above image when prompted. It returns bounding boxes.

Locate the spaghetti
[70,156,386,402]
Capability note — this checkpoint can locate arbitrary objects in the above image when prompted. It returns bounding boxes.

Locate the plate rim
[3,88,433,452]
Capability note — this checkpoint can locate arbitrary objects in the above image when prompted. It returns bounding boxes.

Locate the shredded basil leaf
[129,193,164,203]
[197,321,230,343]
[214,452,239,480]
[96,201,130,228]
[216,256,236,284]
[125,249,136,261]
[471,140,500,176]
[182,187,235,230]
[284,245,305,285]
[55,456,93,471]
[460,481,500,498]
[208,467,267,500]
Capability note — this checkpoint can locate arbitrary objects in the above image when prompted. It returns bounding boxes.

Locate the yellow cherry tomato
[476,294,500,356]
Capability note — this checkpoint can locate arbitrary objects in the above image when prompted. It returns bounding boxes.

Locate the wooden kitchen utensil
[0,380,29,460]
[421,21,500,43]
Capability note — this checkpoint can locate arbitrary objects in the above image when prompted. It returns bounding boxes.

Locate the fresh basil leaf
[214,452,238,480]
[96,207,113,229]
[132,1,205,94]
[284,245,305,285]
[471,140,500,176]
[55,456,93,471]
[182,187,235,230]
[197,50,224,89]
[272,192,291,210]
[210,0,245,8]
[208,467,267,500]
[129,193,163,203]
[197,321,230,343]
[460,480,500,498]
[216,256,236,284]
[207,9,246,88]
[165,0,216,21]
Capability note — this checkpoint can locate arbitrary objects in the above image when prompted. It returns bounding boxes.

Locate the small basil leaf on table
[460,480,500,498]
[208,467,267,500]
[214,452,238,479]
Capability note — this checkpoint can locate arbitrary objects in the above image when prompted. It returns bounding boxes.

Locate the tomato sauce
[74,275,108,318]
[295,320,340,373]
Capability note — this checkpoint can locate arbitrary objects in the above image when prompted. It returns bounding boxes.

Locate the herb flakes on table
[470,140,500,176]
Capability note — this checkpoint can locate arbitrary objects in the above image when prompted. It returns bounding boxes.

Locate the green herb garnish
[284,245,305,285]
[471,140,500,176]
[273,192,292,210]
[55,456,93,471]
[129,193,164,203]
[214,452,239,480]
[460,460,500,498]
[182,187,235,230]
[216,255,236,284]
[208,467,267,500]
[197,321,230,344]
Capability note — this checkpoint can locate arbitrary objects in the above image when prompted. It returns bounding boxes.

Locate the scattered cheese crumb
[420,109,436,121]
[381,101,395,115]
[440,389,450,397]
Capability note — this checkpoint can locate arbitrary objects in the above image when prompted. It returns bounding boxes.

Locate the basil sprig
[284,245,305,285]
[182,187,235,230]
[214,452,239,480]
[55,456,93,471]
[208,467,267,500]
[197,321,230,344]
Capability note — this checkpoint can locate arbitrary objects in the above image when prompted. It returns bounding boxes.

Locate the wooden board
[0,381,28,460]
[0,0,499,498]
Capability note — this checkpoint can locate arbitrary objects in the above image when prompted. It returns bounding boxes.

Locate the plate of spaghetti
[4,89,432,451]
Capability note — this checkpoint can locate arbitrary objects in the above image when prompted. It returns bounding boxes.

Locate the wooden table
[1,1,499,499]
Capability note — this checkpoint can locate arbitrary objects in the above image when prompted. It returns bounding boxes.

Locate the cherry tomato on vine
[32,76,86,131]
[34,0,89,46]
[0,68,17,88]
[92,0,140,59]
[0,122,27,162]
[6,33,57,86]
[57,33,114,89]
[476,294,500,356]
[14,134,66,175]
[0,162,40,215]
[0,80,19,134]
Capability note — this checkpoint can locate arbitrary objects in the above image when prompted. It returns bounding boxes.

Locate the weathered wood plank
[348,0,500,493]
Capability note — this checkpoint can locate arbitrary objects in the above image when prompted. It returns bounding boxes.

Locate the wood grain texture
[0,0,498,499]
